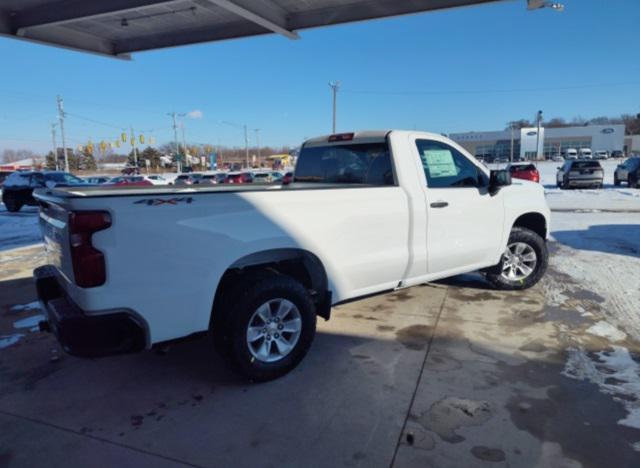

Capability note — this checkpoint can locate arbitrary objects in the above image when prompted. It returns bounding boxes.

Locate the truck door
[412,137,504,275]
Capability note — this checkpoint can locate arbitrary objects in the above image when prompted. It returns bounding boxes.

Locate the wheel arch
[512,212,547,240]
[210,248,332,332]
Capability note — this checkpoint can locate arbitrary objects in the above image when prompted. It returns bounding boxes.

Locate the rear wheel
[220,274,317,382]
[484,227,548,291]
[3,196,22,212]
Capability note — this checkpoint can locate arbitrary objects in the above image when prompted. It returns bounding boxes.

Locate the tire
[222,274,316,382]
[614,175,620,186]
[3,196,22,212]
[561,179,570,190]
[630,173,639,189]
[484,227,549,291]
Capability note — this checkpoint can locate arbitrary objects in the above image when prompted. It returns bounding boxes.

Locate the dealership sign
[602,128,615,134]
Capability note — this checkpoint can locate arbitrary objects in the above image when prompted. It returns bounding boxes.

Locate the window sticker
[422,149,458,178]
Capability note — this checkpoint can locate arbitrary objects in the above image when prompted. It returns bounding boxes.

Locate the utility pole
[130,127,138,168]
[254,128,261,161]
[535,110,543,161]
[510,123,514,162]
[50,123,58,170]
[56,95,70,172]
[168,112,181,172]
[180,121,188,168]
[244,124,249,168]
[329,81,340,133]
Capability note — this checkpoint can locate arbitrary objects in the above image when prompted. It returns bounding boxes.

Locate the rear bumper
[567,177,602,187]
[34,265,147,358]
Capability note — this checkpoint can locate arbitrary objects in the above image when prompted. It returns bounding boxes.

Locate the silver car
[556,160,604,189]
[614,158,640,188]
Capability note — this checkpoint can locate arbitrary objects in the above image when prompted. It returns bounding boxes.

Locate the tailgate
[34,190,75,282]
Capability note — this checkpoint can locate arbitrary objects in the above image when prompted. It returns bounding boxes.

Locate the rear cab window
[4,172,32,187]
[295,140,395,186]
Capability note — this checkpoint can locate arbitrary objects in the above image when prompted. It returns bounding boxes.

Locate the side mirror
[489,169,511,195]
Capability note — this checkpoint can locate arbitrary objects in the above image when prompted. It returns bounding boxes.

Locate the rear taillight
[69,211,111,288]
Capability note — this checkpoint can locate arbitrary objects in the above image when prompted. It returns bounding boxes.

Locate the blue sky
[1,0,639,153]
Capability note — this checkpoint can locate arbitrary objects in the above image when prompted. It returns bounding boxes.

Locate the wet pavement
[1,244,639,467]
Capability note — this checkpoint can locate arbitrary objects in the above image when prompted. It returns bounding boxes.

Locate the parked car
[199,173,227,185]
[556,160,604,189]
[579,148,593,159]
[594,150,609,160]
[551,154,564,162]
[107,176,153,187]
[252,171,284,183]
[224,172,253,184]
[494,157,509,164]
[34,130,550,381]
[174,173,204,185]
[2,171,88,212]
[84,176,111,184]
[282,172,293,185]
[611,150,624,159]
[506,163,540,183]
[614,158,640,188]
[145,175,168,185]
[564,148,578,160]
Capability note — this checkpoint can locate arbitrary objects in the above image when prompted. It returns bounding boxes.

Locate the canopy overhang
[0,0,505,59]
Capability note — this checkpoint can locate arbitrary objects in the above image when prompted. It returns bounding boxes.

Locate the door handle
[430,201,449,208]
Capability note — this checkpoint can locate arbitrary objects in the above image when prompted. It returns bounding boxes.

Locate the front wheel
[225,274,317,382]
[484,227,548,291]
[614,175,620,186]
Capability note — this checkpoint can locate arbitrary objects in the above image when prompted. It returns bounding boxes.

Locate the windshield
[45,172,85,184]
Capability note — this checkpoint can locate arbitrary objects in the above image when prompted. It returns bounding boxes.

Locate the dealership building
[449,125,628,161]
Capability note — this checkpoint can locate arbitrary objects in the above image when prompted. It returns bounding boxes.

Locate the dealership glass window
[416,139,487,188]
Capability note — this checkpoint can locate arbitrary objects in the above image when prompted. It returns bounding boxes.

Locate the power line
[341,80,640,96]
[65,112,125,130]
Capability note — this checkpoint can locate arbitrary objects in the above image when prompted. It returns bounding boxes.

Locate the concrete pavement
[1,245,639,467]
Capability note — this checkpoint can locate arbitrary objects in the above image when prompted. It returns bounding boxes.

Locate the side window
[30,173,45,187]
[415,139,486,188]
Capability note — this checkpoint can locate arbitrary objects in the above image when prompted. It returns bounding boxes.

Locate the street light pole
[510,123,514,162]
[329,81,340,133]
[535,110,543,161]
[168,111,181,172]
[50,123,58,170]
[244,124,249,168]
[56,95,70,172]
[254,128,261,161]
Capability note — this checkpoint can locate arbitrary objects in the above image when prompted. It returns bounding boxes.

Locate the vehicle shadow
[553,224,640,258]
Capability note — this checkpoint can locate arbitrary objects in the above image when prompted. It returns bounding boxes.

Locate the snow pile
[0,334,24,350]
[9,301,40,313]
[0,204,42,251]
[563,346,640,429]
[13,314,45,332]
[586,321,627,342]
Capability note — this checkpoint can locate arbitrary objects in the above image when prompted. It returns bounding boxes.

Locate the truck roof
[303,130,447,147]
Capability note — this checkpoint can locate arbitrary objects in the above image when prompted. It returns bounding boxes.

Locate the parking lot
[1,161,640,467]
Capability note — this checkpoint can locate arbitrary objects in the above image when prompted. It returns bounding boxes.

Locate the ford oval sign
[602,128,615,134]
[526,131,537,136]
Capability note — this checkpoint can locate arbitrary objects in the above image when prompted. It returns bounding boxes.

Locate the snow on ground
[563,345,640,429]
[0,202,41,251]
[0,333,24,350]
[9,301,40,313]
[13,314,45,332]
[550,211,640,340]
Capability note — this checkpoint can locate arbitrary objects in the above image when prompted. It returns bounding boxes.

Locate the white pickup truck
[34,130,550,381]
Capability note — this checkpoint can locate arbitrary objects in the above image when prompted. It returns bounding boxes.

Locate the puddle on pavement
[395,325,432,350]
[412,397,493,444]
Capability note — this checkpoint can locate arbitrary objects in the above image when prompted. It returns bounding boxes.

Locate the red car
[107,176,153,187]
[224,172,253,184]
[506,163,540,183]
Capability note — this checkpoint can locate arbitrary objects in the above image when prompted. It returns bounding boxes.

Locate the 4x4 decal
[134,197,194,206]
